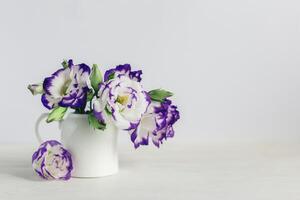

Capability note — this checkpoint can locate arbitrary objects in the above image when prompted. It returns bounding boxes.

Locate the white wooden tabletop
[1,141,300,200]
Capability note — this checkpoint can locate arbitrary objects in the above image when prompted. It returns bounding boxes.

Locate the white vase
[35,113,119,178]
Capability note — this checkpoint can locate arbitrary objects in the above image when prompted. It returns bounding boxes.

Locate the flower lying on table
[32,140,73,180]
[28,59,180,180]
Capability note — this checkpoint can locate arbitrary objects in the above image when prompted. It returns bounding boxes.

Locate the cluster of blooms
[29,59,180,180]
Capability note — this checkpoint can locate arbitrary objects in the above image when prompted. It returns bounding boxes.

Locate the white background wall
[0,0,300,144]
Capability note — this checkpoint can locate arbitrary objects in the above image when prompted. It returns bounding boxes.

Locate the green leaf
[90,64,103,92]
[148,89,173,102]
[87,89,94,101]
[105,104,112,115]
[61,60,68,68]
[88,113,106,130]
[47,107,68,123]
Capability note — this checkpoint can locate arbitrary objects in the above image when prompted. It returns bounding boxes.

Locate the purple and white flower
[32,140,73,180]
[93,64,150,129]
[42,59,91,109]
[130,99,180,148]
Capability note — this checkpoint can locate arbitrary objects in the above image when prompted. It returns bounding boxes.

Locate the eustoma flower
[42,60,90,109]
[32,140,73,180]
[130,99,180,148]
[93,64,150,130]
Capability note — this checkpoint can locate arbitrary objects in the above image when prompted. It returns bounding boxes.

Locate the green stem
[89,94,95,112]
[75,107,84,114]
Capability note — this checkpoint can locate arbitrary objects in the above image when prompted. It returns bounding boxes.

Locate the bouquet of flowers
[28,59,180,180]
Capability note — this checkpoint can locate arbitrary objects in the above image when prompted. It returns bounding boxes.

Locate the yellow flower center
[116,95,129,105]
[60,79,72,95]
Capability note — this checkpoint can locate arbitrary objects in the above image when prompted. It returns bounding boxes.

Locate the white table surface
[1,141,300,200]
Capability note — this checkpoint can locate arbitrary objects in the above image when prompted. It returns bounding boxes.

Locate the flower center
[60,79,72,95]
[116,95,129,105]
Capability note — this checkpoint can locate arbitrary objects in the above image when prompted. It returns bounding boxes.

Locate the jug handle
[35,113,61,144]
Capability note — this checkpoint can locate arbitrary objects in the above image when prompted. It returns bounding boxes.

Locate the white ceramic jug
[35,113,119,178]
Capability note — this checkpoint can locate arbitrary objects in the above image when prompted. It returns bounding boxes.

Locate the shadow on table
[9,167,41,182]
[0,159,42,182]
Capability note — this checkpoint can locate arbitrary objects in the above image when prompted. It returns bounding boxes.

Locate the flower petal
[104,68,116,82]
[41,94,59,110]
[129,70,142,82]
